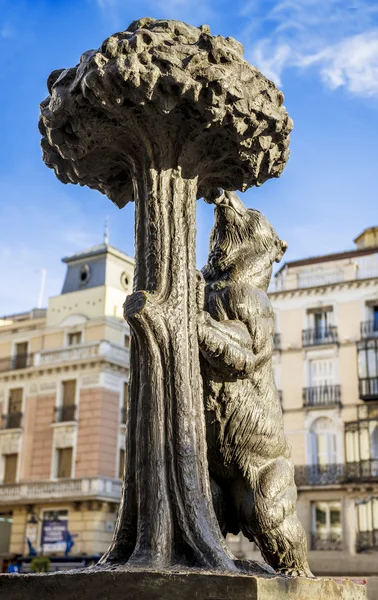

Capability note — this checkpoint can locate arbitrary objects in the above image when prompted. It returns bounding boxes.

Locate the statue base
[0,569,366,599]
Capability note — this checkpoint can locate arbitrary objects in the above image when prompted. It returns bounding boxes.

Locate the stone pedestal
[0,570,366,599]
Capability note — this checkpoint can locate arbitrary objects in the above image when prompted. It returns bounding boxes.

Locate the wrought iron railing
[303,385,341,408]
[273,333,281,351]
[359,377,378,401]
[302,326,338,347]
[361,320,378,339]
[0,354,34,373]
[311,532,343,551]
[54,405,76,423]
[1,412,23,430]
[356,530,378,553]
[295,464,346,486]
[295,461,378,487]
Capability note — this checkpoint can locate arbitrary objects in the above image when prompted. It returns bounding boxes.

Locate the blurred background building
[1,226,378,578]
[229,225,378,578]
[0,239,133,572]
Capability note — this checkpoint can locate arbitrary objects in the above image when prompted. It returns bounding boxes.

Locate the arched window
[308,417,337,466]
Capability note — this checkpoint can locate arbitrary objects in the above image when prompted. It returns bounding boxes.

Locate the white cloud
[245,0,378,99]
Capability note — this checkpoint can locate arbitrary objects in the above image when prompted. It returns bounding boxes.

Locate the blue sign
[41,519,68,553]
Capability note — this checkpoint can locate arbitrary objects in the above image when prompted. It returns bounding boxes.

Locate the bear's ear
[275,239,288,263]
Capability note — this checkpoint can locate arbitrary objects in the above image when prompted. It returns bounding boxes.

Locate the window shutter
[4,454,18,484]
[57,448,73,478]
[62,381,76,407]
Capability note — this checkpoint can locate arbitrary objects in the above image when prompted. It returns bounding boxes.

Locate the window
[14,342,28,369]
[3,454,18,484]
[67,332,82,346]
[79,264,91,285]
[311,501,342,550]
[358,339,378,379]
[62,380,76,407]
[56,380,77,422]
[124,335,130,349]
[308,417,337,466]
[309,359,334,387]
[374,307,378,333]
[118,448,125,479]
[56,448,73,479]
[6,389,23,429]
[312,310,332,340]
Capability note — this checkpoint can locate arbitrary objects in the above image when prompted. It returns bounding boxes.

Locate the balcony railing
[37,341,129,368]
[302,326,338,347]
[1,412,23,430]
[54,405,76,423]
[361,320,378,339]
[311,532,343,551]
[295,460,378,487]
[273,334,281,351]
[0,476,122,504]
[359,377,378,401]
[0,354,34,373]
[303,385,341,408]
[356,530,378,553]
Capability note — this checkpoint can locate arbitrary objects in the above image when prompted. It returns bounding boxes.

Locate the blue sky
[0,0,377,315]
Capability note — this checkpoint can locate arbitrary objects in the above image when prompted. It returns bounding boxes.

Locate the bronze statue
[198,190,312,576]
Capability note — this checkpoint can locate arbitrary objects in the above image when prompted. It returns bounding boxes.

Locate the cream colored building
[0,241,134,571]
[228,226,378,577]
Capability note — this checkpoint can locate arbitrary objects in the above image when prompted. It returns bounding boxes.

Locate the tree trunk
[100,169,235,570]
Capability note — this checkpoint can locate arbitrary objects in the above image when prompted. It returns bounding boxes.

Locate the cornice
[269,276,378,300]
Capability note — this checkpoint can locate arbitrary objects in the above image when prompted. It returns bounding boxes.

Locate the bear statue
[197,189,312,577]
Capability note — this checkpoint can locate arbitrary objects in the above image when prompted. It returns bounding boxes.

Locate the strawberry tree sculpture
[39,17,292,571]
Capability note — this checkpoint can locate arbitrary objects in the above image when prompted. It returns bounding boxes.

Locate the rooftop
[62,243,134,264]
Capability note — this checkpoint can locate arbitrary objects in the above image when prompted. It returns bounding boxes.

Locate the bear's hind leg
[236,457,313,577]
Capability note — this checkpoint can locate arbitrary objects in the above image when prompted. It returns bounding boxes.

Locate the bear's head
[202,190,287,290]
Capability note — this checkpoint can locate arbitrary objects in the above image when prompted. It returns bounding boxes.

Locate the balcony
[273,334,281,351]
[37,341,129,368]
[0,354,34,373]
[359,377,378,401]
[311,532,343,551]
[361,320,378,339]
[356,531,378,553]
[303,385,341,408]
[54,405,76,423]
[302,326,338,347]
[295,464,346,487]
[1,412,23,430]
[0,476,122,505]
[295,460,378,487]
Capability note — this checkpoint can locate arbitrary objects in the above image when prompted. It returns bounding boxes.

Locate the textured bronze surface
[38,17,312,576]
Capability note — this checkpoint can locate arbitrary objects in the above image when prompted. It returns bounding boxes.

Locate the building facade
[0,242,134,571]
[228,226,378,576]
[2,226,378,576]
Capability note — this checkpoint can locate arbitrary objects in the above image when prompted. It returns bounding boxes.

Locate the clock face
[79,264,91,285]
